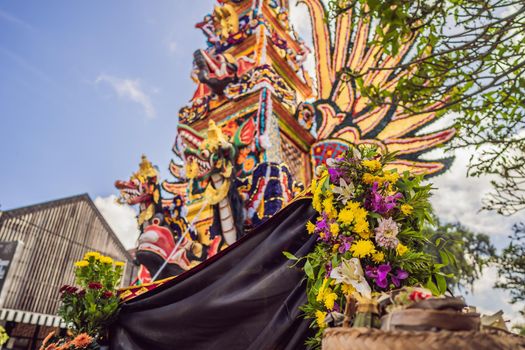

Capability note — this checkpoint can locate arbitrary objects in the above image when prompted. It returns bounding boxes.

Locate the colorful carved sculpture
[118,0,456,288]
[115,156,220,282]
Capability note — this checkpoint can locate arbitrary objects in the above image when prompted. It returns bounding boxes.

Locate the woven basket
[322,327,525,350]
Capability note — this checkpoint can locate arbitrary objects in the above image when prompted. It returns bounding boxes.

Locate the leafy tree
[495,222,525,314]
[424,219,496,292]
[328,0,525,215]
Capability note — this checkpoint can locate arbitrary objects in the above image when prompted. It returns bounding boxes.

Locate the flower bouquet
[47,252,125,349]
[298,146,449,347]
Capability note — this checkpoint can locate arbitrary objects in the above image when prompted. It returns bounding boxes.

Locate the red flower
[88,282,103,290]
[77,289,86,297]
[59,285,78,295]
[102,291,114,299]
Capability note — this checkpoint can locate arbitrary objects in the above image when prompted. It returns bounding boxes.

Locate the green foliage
[328,0,525,215]
[423,219,496,292]
[58,252,124,339]
[495,222,525,314]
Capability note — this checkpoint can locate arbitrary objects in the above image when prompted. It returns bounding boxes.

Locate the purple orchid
[315,213,332,242]
[365,264,392,289]
[328,167,344,184]
[365,264,409,289]
[391,268,409,287]
[338,235,354,254]
[365,182,403,214]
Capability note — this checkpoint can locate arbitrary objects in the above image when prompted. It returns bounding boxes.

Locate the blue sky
[0,0,215,209]
[1,0,524,326]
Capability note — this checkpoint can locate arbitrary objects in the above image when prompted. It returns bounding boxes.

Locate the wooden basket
[322,327,525,350]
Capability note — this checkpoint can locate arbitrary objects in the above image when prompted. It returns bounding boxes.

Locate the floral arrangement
[40,332,98,350]
[294,146,449,346]
[0,325,8,346]
[56,252,125,344]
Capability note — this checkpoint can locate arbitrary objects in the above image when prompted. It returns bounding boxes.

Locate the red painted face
[138,222,191,269]
[115,178,153,205]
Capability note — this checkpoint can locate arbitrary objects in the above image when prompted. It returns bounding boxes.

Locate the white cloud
[95,74,156,118]
[94,195,139,250]
[429,149,525,243]
[289,0,318,90]
[465,265,524,328]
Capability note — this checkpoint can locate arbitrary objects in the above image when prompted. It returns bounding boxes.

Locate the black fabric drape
[110,198,317,350]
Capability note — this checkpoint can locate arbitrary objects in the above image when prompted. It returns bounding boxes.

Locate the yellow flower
[324,292,338,310]
[338,209,354,225]
[316,278,329,302]
[83,251,101,260]
[372,251,385,263]
[396,243,409,256]
[315,310,327,328]
[323,196,337,219]
[313,190,322,213]
[384,171,400,184]
[74,260,89,268]
[346,201,360,212]
[310,177,317,194]
[99,256,113,264]
[362,173,375,184]
[350,240,375,258]
[362,159,381,172]
[341,283,355,295]
[353,221,369,236]
[332,244,340,253]
[306,221,316,234]
[115,261,125,267]
[330,223,340,235]
[400,204,413,215]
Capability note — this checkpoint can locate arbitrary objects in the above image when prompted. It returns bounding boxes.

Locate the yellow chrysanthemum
[400,204,414,215]
[324,292,338,310]
[341,283,355,295]
[362,159,382,172]
[99,256,113,264]
[315,310,327,328]
[115,261,125,267]
[329,223,340,235]
[313,191,322,213]
[362,173,375,184]
[316,278,329,302]
[84,252,100,260]
[338,209,354,225]
[332,244,340,253]
[353,220,369,235]
[384,171,400,184]
[323,196,337,219]
[350,240,376,258]
[74,260,89,268]
[346,201,360,212]
[310,177,317,194]
[372,251,385,263]
[306,221,316,234]
[396,243,409,256]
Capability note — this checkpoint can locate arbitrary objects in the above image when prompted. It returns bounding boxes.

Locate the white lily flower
[332,178,355,204]
[330,258,372,299]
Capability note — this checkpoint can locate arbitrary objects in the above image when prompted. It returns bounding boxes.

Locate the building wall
[0,195,134,316]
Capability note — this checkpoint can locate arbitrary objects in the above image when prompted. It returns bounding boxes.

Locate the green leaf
[283,251,298,261]
[304,260,314,280]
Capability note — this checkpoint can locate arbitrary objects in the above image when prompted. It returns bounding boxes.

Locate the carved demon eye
[201,149,210,158]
